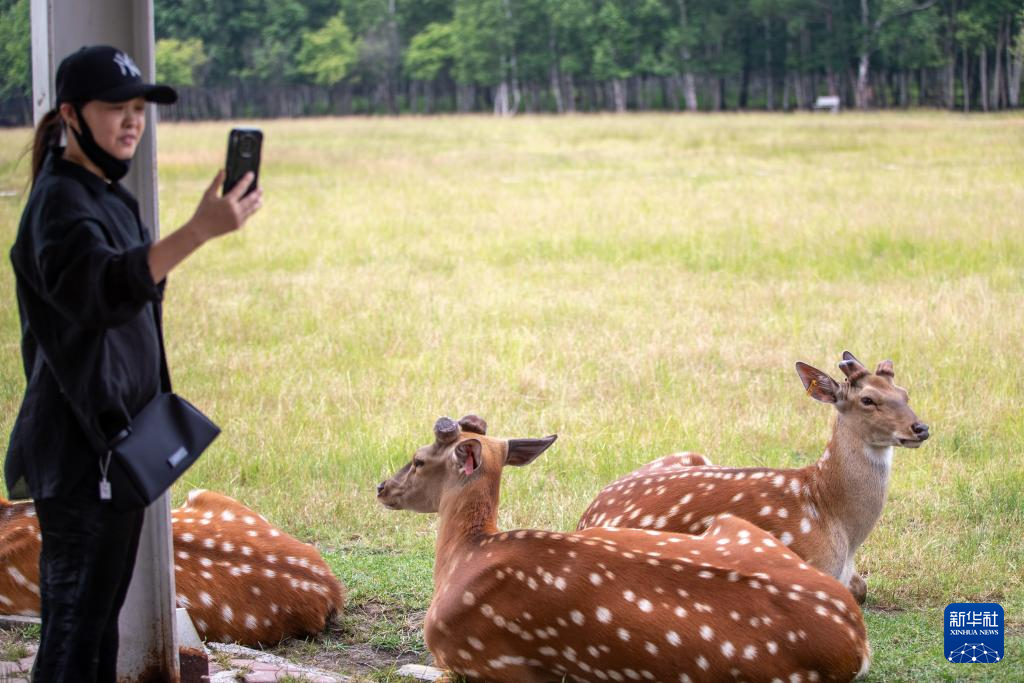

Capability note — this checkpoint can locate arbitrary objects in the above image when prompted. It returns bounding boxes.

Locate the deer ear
[434,417,460,445]
[795,362,840,404]
[506,435,557,467]
[454,439,482,477]
[875,360,894,379]
[458,415,488,435]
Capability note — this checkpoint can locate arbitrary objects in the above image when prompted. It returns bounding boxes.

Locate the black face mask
[68,104,131,182]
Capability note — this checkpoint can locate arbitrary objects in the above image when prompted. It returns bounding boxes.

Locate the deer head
[796,351,929,449]
[376,415,556,514]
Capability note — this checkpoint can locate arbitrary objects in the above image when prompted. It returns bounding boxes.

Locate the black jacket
[5,152,169,500]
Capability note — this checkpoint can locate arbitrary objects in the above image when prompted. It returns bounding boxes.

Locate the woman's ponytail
[30,108,63,186]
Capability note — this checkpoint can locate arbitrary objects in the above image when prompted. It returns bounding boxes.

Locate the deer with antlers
[0,489,345,646]
[377,415,870,682]
[577,352,929,604]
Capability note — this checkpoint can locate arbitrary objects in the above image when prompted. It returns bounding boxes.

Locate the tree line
[1,0,1022,123]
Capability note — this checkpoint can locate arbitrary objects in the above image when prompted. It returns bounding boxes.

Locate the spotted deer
[0,490,345,646]
[578,352,929,604]
[377,415,870,683]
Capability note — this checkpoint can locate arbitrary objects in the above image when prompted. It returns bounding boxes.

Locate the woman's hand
[147,170,264,284]
[186,170,263,242]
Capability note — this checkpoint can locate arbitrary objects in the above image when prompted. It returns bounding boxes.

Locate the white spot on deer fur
[759,506,773,516]
[199,592,213,607]
[597,607,612,623]
[722,641,735,658]
[203,538,215,549]
[731,492,743,502]
[696,655,709,670]
[778,507,789,519]
[176,551,189,560]
[462,591,475,606]
[220,511,235,522]
[789,478,801,495]
[744,644,758,660]
[801,518,812,533]
[666,630,681,646]
[773,475,785,487]
[623,590,636,602]
[700,625,714,641]
[571,610,585,625]
[638,599,653,613]
[780,532,794,546]
[590,572,603,585]
[179,533,194,542]
[245,614,258,630]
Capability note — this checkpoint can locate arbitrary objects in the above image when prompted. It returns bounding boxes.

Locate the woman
[4,45,262,681]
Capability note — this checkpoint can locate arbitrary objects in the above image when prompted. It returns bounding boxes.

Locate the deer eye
[860,397,875,407]
[413,458,425,468]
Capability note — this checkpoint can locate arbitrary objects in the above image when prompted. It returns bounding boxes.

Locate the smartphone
[223,127,262,196]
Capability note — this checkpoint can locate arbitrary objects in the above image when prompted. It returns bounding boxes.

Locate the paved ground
[0,641,350,683]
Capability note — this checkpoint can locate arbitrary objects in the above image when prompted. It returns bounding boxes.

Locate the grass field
[1,112,1022,681]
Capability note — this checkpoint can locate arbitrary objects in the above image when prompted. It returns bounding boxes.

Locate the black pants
[33,481,145,683]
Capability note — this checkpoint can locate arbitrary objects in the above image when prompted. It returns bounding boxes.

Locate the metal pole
[29,1,179,680]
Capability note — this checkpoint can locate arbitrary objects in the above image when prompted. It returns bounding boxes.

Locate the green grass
[1,112,1022,680]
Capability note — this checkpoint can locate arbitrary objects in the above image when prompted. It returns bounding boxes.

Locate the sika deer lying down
[577,352,930,604]
[0,490,345,646]
[377,415,870,683]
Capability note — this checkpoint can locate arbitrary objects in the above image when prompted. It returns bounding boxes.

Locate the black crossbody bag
[98,295,219,510]
[100,392,219,511]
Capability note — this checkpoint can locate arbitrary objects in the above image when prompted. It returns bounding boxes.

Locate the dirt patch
[264,600,431,677]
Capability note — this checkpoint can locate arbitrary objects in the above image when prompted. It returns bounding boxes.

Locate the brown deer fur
[378,416,870,683]
[0,490,345,646]
[577,353,929,604]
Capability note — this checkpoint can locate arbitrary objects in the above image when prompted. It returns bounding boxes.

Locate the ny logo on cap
[113,52,141,78]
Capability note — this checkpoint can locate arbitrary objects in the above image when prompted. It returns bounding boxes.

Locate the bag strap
[121,181,173,394]
[150,301,173,393]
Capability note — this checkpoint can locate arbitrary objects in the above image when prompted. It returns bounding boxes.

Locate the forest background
[1,0,1023,123]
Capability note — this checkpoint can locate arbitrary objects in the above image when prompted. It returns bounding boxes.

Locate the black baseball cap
[56,45,177,106]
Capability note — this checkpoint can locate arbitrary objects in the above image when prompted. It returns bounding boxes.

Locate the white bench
[813,95,841,113]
